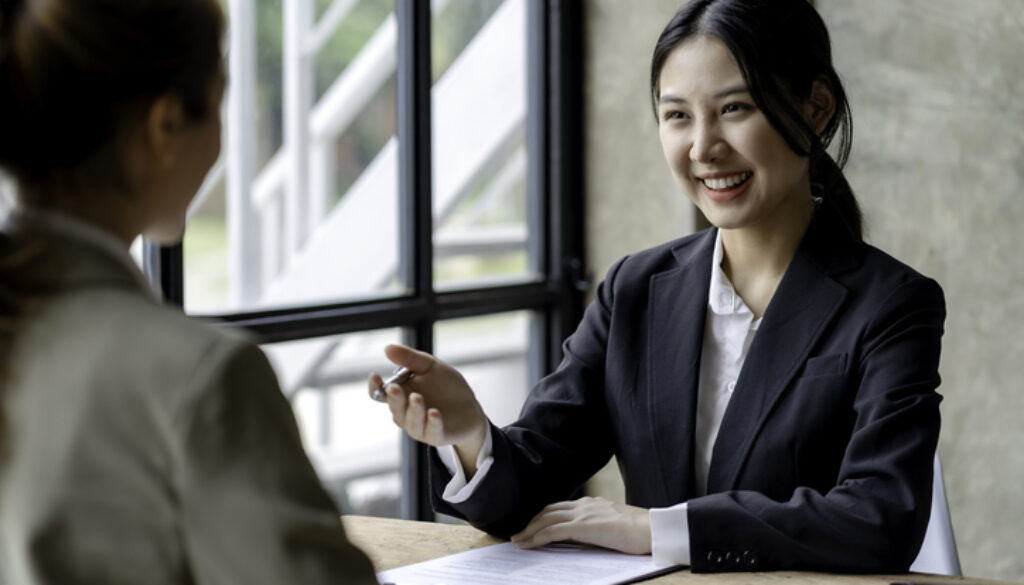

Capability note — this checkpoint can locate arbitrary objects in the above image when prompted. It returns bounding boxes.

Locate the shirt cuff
[650,502,691,567]
[436,426,495,504]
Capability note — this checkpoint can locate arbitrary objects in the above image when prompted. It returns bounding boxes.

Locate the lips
[700,172,752,191]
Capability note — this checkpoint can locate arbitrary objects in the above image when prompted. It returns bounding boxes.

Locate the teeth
[702,172,751,191]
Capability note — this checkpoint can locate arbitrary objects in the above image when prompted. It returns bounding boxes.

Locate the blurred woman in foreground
[0,1,377,582]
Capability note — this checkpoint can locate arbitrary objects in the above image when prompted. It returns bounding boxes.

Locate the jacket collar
[649,207,859,500]
[1,207,156,300]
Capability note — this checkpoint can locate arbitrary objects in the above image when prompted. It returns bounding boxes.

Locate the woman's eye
[722,102,752,115]
[662,111,689,122]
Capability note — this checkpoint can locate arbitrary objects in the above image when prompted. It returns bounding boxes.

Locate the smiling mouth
[701,172,752,191]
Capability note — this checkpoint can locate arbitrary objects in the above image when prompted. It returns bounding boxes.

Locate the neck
[720,196,815,318]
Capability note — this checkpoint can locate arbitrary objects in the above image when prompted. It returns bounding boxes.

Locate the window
[0,174,14,219]
[146,0,584,521]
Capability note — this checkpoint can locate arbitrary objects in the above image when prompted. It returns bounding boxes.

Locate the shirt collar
[707,229,760,327]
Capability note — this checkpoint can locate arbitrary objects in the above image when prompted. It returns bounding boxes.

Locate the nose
[689,120,727,164]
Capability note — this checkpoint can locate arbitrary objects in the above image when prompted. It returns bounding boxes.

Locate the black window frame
[143,0,585,522]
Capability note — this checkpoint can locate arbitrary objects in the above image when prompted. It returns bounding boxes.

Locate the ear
[803,78,836,135]
[142,95,187,169]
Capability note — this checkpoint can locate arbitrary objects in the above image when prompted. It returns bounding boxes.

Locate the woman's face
[142,77,224,245]
[656,35,813,233]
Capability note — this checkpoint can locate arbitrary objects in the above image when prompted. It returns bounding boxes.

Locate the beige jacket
[0,211,378,584]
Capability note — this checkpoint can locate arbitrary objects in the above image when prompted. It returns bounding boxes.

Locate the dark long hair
[0,0,225,450]
[650,0,862,240]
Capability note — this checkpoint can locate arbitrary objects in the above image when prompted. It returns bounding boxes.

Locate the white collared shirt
[693,230,762,498]
[438,229,760,567]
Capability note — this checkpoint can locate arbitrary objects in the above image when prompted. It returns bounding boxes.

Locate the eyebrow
[658,84,750,105]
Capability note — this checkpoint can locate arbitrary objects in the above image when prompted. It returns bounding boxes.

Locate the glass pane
[434,311,533,429]
[255,0,285,174]
[0,172,16,221]
[184,0,400,314]
[263,328,404,517]
[184,168,227,310]
[431,0,532,290]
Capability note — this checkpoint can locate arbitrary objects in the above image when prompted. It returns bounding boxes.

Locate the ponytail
[811,151,863,242]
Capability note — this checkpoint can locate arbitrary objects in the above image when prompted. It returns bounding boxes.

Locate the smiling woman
[367,0,947,576]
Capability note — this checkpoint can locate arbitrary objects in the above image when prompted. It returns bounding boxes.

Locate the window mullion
[526,0,550,384]
[144,241,184,307]
[396,0,434,522]
[546,0,586,371]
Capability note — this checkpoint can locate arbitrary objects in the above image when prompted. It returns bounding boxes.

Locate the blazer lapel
[647,230,714,505]
[706,218,852,492]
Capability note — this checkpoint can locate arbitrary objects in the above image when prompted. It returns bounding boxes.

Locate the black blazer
[430,207,945,573]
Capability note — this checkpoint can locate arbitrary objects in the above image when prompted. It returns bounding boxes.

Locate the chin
[709,219,747,231]
[700,210,745,231]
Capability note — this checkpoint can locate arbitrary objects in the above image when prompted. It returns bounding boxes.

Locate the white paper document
[376,542,680,585]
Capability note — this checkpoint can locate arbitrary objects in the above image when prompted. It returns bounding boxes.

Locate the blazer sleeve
[687,275,946,573]
[175,339,379,585]
[429,257,630,537]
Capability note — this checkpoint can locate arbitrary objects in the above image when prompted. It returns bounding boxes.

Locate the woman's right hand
[368,344,489,474]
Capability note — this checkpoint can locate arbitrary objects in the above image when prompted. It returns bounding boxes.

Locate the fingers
[367,372,385,401]
[369,365,449,444]
[385,385,409,426]
[513,518,574,549]
[403,392,429,438]
[423,408,445,443]
[367,371,404,402]
[384,343,436,375]
[512,503,579,549]
[372,345,468,447]
[391,392,449,445]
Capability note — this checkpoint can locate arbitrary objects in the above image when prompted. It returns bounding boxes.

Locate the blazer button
[742,550,760,569]
[725,552,743,567]
[706,551,724,567]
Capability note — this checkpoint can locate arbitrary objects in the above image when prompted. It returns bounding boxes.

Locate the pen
[371,366,415,402]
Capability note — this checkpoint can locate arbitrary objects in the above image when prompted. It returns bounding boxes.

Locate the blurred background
[175,0,539,522]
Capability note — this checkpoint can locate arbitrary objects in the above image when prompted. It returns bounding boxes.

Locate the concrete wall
[583,1,697,280]
[583,0,1024,580]
[817,1,1024,579]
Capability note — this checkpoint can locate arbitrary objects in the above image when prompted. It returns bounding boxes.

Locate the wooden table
[344,515,1018,585]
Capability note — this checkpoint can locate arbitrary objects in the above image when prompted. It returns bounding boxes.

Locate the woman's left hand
[510,497,652,555]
